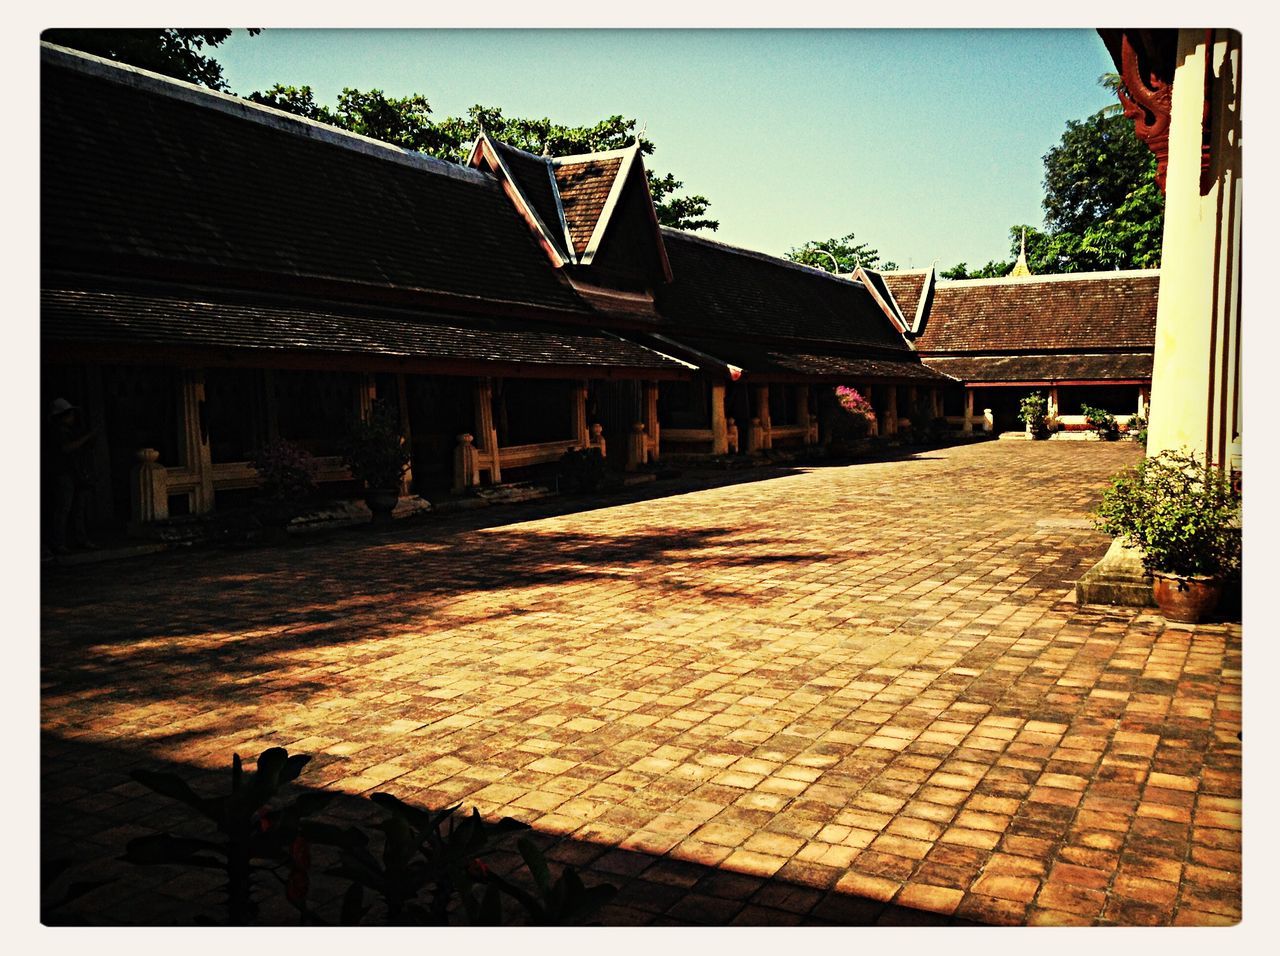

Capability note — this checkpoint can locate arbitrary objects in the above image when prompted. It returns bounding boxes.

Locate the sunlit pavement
[41,441,1241,925]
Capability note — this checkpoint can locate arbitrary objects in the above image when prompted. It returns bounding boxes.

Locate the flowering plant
[835,385,876,438]
[250,438,318,503]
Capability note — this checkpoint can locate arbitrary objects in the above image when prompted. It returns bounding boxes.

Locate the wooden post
[983,408,994,433]
[626,423,646,471]
[929,386,941,420]
[725,417,739,454]
[358,373,376,420]
[572,380,590,448]
[884,385,899,436]
[397,373,413,496]
[963,388,975,434]
[711,382,729,455]
[754,385,772,450]
[589,423,606,458]
[1048,387,1060,423]
[452,433,479,493]
[643,381,660,461]
[474,378,500,484]
[178,369,214,514]
[129,448,169,527]
[1137,385,1148,420]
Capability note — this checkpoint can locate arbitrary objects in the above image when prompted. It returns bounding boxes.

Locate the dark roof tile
[922,352,1153,383]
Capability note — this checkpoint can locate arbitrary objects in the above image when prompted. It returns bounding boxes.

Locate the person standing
[46,398,99,554]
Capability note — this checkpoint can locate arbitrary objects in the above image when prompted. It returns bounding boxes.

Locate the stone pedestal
[1076,538,1155,607]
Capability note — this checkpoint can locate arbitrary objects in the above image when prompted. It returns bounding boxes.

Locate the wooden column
[643,381,660,461]
[453,433,479,493]
[572,380,590,448]
[626,423,646,471]
[1137,385,1149,420]
[907,385,918,430]
[862,385,878,438]
[1048,387,1060,422]
[129,448,169,526]
[754,384,772,450]
[474,377,500,484]
[796,385,815,445]
[884,385,899,436]
[397,373,413,496]
[178,369,214,514]
[358,373,376,420]
[963,388,975,434]
[710,382,729,455]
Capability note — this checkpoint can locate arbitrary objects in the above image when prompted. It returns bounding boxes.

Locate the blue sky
[214,28,1119,270]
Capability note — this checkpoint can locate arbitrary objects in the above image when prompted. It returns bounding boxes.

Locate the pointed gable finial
[634,120,647,147]
[1010,227,1033,277]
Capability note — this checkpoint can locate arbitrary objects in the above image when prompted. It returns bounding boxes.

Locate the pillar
[983,408,994,433]
[129,448,168,526]
[474,378,500,484]
[929,386,941,421]
[796,385,816,445]
[626,423,646,471]
[963,388,975,434]
[711,381,729,455]
[358,373,376,420]
[178,369,214,514]
[396,373,413,496]
[747,417,765,454]
[884,385,899,436]
[1048,387,1060,423]
[725,417,739,454]
[571,379,590,448]
[1137,385,1149,420]
[589,423,606,458]
[452,433,479,493]
[754,385,772,450]
[643,381,660,461]
[1145,29,1242,469]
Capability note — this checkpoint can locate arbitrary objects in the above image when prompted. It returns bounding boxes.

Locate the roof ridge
[936,268,1160,288]
[660,228,867,288]
[41,42,491,187]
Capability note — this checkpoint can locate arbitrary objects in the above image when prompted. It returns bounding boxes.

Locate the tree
[42,29,257,91]
[940,260,1010,280]
[248,86,718,231]
[1042,110,1156,237]
[784,232,898,273]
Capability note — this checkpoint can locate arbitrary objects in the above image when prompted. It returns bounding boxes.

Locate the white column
[1146,29,1242,468]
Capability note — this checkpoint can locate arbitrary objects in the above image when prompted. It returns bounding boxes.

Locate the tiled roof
[921,352,1153,383]
[914,271,1159,353]
[489,138,566,257]
[43,285,691,372]
[554,156,625,257]
[878,270,932,328]
[640,336,951,383]
[655,232,917,354]
[40,47,590,318]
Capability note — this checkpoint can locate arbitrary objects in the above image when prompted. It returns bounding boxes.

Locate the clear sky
[213,28,1119,271]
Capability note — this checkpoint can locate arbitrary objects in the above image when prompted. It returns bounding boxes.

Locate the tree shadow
[42,733,982,927]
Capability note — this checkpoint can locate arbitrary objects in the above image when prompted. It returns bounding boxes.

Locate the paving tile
[40,443,1239,927]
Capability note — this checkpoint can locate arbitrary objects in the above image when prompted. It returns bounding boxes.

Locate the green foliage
[43,28,257,91]
[785,232,898,273]
[1096,450,1241,578]
[940,260,1011,280]
[1128,411,1149,448]
[1017,392,1049,438]
[124,747,337,924]
[343,400,410,490]
[247,88,717,231]
[250,439,318,503]
[121,749,616,926]
[1081,403,1120,440]
[559,447,607,494]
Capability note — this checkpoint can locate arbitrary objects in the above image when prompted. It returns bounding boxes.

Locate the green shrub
[1095,449,1241,578]
[1081,403,1119,440]
[1017,392,1049,438]
[343,400,411,490]
[1128,411,1149,448]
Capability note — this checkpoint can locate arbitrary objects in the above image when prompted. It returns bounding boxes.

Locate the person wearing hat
[46,398,100,554]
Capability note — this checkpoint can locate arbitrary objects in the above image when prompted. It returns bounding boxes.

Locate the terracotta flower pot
[365,488,399,527]
[1151,572,1223,624]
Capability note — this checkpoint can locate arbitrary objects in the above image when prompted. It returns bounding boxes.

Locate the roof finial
[634,120,647,146]
[1010,227,1033,277]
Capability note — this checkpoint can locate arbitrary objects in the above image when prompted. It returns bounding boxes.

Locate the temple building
[40,43,942,534]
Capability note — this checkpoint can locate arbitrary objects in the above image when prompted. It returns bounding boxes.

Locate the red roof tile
[914,272,1159,353]
[879,271,931,328]
[554,157,624,256]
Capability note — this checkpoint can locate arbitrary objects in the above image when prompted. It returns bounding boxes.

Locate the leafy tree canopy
[784,232,898,274]
[249,85,718,231]
[42,29,257,91]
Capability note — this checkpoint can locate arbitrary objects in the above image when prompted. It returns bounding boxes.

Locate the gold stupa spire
[1010,228,1033,277]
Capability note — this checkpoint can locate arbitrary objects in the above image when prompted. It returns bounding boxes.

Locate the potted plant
[1081,403,1120,441]
[343,400,411,527]
[249,439,319,538]
[1095,450,1241,623]
[1017,392,1049,439]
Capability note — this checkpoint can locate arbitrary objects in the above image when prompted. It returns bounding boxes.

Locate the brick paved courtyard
[41,441,1241,926]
